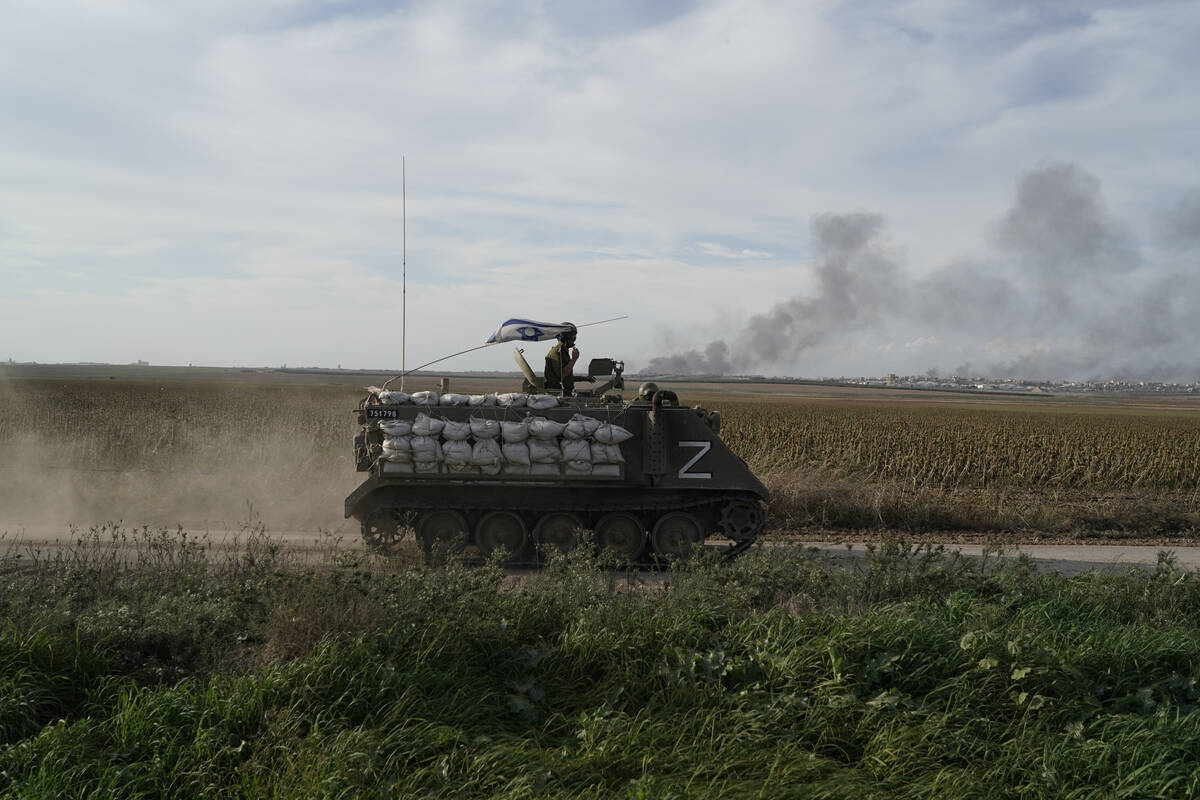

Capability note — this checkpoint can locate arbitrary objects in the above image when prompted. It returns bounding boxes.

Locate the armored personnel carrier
[344,353,768,563]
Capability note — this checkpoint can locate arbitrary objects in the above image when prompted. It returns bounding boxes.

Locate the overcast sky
[3,0,1199,380]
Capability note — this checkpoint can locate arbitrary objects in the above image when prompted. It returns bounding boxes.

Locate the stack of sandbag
[375,410,632,477]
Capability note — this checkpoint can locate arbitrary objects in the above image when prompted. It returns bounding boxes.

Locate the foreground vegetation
[5,527,1200,797]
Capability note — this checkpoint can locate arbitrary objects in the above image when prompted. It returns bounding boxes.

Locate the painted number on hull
[678,441,713,479]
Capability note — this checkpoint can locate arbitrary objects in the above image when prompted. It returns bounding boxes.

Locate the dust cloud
[643,163,1200,382]
[0,379,358,541]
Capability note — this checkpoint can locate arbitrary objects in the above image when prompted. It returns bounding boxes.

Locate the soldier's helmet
[556,323,578,344]
[638,381,659,399]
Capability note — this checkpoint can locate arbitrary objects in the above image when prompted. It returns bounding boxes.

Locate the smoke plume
[643,163,1200,382]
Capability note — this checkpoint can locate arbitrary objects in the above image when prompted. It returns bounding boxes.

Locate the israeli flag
[487,319,576,344]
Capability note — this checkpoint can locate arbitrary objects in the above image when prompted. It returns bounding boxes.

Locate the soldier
[544,328,594,396]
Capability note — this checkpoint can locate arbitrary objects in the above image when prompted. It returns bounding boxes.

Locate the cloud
[695,241,773,260]
[2,1,1200,373]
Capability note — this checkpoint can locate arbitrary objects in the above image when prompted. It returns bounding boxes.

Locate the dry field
[2,365,1199,543]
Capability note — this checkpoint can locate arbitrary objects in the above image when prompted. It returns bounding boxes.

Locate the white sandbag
[479,462,502,476]
[564,460,592,475]
[442,439,472,466]
[496,393,527,407]
[410,391,438,405]
[378,419,413,436]
[561,438,591,464]
[592,443,625,464]
[528,417,567,440]
[378,390,410,405]
[594,423,634,444]
[440,393,470,406]
[592,464,622,478]
[381,461,414,474]
[502,464,531,476]
[501,442,531,466]
[528,439,561,463]
[471,439,503,467]
[468,394,498,407]
[411,413,445,437]
[469,417,500,440]
[381,436,412,462]
[530,463,560,475]
[441,419,471,441]
[379,450,412,464]
[527,394,558,410]
[500,419,530,443]
[414,460,439,474]
[410,436,443,462]
[445,463,479,474]
[563,413,602,439]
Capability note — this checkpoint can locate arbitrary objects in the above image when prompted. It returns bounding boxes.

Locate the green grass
[5,529,1200,797]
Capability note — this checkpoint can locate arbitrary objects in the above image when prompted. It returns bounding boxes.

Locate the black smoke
[642,163,1200,382]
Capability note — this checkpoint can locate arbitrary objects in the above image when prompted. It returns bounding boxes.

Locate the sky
[2,0,1199,381]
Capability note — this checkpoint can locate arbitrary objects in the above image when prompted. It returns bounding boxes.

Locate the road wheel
[361,507,410,554]
[718,498,765,541]
[476,511,528,562]
[417,510,468,564]
[651,512,705,560]
[595,512,644,561]
[535,512,585,555]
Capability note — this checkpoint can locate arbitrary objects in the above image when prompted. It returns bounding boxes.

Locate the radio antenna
[400,157,407,391]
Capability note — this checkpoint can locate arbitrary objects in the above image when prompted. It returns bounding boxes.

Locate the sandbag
[378,390,410,405]
[446,463,478,474]
[502,464,531,475]
[378,419,412,436]
[440,393,470,406]
[441,419,471,441]
[410,436,443,462]
[592,443,625,464]
[469,417,500,440]
[500,419,530,443]
[479,462,503,476]
[561,439,591,464]
[592,464,622,478]
[411,413,445,437]
[442,439,472,466]
[414,460,439,473]
[564,460,592,475]
[563,413,602,439]
[530,463,560,476]
[501,442,531,466]
[381,436,412,462]
[528,439,561,463]
[471,439,503,467]
[594,423,634,444]
[381,461,414,474]
[410,391,438,405]
[527,394,558,410]
[528,417,567,440]
[468,394,498,407]
[496,393,527,407]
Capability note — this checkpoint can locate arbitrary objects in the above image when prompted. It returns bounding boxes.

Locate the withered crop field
[2,365,1199,542]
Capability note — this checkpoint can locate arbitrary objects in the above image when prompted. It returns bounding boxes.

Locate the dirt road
[3,521,1195,576]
